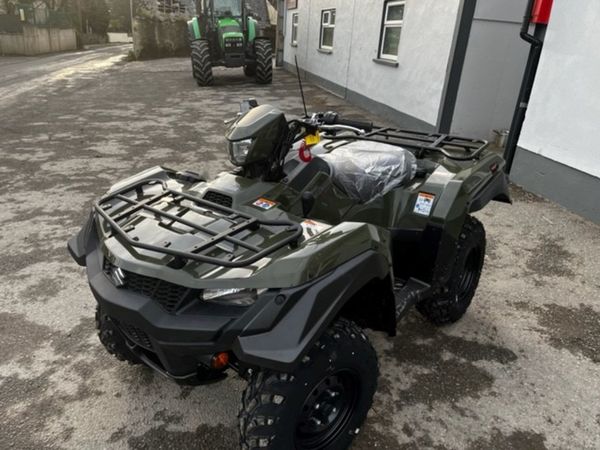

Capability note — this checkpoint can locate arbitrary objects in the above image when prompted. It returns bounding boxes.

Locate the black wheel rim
[457,246,482,302]
[295,369,360,449]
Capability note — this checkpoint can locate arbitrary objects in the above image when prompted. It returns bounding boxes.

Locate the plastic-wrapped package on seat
[319,141,417,203]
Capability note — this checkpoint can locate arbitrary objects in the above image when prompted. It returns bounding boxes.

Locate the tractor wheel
[254,39,272,84]
[239,318,378,449]
[417,216,486,326]
[244,64,256,77]
[96,304,141,365]
[191,40,213,86]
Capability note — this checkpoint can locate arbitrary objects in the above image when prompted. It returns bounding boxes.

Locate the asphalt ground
[0,46,599,449]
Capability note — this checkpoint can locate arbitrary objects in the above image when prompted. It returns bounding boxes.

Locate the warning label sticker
[252,197,278,210]
[301,219,331,239]
[413,192,435,216]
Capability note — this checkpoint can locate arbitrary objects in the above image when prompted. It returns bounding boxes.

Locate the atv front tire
[254,39,273,84]
[191,40,213,86]
[239,318,378,450]
[417,216,486,325]
[96,305,140,365]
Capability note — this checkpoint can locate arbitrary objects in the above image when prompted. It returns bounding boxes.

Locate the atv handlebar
[287,111,375,150]
[335,118,373,132]
[320,111,373,132]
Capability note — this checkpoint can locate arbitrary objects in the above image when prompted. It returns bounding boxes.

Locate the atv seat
[320,141,417,203]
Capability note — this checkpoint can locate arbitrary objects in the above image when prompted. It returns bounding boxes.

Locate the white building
[282,0,600,223]
[282,0,529,138]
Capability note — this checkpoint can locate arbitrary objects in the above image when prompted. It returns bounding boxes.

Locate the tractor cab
[213,0,242,17]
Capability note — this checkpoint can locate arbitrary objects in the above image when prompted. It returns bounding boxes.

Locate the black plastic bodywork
[469,170,511,213]
[70,216,389,376]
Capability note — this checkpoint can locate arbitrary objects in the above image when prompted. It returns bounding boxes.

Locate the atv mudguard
[468,170,511,213]
[416,164,510,286]
[68,211,95,266]
[233,250,389,371]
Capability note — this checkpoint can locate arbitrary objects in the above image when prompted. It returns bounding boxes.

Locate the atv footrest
[393,277,431,319]
[94,178,302,268]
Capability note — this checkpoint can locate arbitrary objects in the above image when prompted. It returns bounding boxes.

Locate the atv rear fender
[391,168,510,289]
[431,169,510,286]
[468,170,511,213]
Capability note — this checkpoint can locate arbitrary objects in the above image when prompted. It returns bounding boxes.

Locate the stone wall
[132,15,189,59]
[0,25,77,55]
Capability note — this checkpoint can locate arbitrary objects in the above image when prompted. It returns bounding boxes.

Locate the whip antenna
[294,55,308,118]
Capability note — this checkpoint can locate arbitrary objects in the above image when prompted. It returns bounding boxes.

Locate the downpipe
[503,0,546,174]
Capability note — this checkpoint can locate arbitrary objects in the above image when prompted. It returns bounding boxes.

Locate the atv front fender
[233,250,390,372]
[67,212,95,266]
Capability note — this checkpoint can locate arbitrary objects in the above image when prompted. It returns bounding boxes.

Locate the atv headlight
[202,287,264,306]
[228,138,254,166]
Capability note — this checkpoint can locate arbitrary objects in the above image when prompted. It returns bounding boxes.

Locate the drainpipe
[503,0,548,173]
[275,0,284,66]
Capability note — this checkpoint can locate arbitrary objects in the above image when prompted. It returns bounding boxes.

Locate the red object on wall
[531,0,553,24]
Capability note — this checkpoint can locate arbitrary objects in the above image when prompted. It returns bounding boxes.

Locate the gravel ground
[0,46,599,450]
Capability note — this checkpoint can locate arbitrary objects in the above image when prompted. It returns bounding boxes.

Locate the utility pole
[77,0,83,33]
[275,0,284,67]
[130,0,134,35]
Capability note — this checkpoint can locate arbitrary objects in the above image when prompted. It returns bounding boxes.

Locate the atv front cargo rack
[94,179,302,268]
[325,128,489,161]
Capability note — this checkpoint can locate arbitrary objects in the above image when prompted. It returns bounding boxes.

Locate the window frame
[319,8,336,50]
[378,0,405,61]
[291,12,299,46]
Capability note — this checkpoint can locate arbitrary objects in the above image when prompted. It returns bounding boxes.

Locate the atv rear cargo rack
[94,179,302,268]
[324,127,489,161]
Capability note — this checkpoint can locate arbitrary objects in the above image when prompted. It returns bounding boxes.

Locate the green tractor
[187,0,273,86]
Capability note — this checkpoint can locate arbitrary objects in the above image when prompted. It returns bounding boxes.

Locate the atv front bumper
[68,215,389,381]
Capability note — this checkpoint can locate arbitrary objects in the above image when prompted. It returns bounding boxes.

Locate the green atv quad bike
[68,100,511,449]
[187,0,273,86]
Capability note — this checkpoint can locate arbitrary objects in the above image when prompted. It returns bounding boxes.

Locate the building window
[379,1,405,61]
[320,9,336,50]
[291,13,299,46]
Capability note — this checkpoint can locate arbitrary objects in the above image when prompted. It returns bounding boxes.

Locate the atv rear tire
[254,39,272,84]
[95,305,140,365]
[417,216,486,325]
[244,64,256,77]
[239,318,378,450]
[191,40,213,86]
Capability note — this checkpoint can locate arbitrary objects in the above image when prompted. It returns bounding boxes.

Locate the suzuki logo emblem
[110,266,126,287]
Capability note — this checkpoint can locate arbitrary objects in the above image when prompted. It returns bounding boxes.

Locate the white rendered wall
[518,0,600,178]
[283,0,461,127]
[284,0,352,90]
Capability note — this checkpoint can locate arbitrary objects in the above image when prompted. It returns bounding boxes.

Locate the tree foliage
[83,0,109,34]
[4,0,130,35]
[108,0,140,32]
